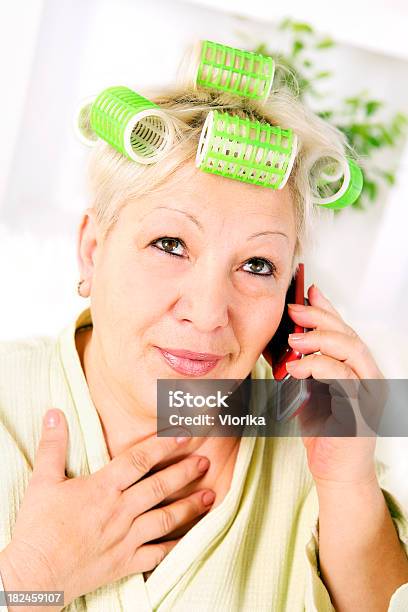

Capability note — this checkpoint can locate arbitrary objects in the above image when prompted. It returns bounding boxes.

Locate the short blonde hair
[85,49,354,279]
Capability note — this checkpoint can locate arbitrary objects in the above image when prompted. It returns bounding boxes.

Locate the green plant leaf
[344,97,362,110]
[254,42,269,55]
[240,21,407,213]
[315,71,332,79]
[379,126,395,146]
[365,100,383,116]
[381,171,396,185]
[391,112,408,137]
[291,22,314,33]
[292,40,305,56]
[395,112,408,126]
[318,110,334,120]
[352,197,365,210]
[368,134,383,147]
[364,180,378,201]
[316,37,335,49]
[279,17,293,31]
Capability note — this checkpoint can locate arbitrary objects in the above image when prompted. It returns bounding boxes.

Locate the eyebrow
[140,206,289,241]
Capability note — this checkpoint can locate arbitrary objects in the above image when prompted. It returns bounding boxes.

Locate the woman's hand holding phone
[0,411,214,611]
[285,283,385,488]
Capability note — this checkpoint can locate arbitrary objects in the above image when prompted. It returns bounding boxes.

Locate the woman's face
[78,159,297,417]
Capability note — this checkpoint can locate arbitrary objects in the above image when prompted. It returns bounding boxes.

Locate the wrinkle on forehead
[120,159,297,254]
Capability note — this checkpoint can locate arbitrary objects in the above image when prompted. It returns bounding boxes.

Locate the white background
[0,0,408,503]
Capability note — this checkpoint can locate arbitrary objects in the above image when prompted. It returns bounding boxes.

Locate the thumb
[32,408,68,483]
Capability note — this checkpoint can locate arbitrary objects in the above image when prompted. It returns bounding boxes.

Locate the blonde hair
[85,45,354,279]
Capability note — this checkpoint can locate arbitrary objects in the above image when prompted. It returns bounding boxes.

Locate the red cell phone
[261,263,312,422]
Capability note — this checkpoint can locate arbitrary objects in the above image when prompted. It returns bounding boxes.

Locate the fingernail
[288,303,306,311]
[172,427,192,443]
[202,491,215,505]
[198,457,210,472]
[312,284,325,298]
[44,409,60,428]
[286,361,296,369]
[288,333,306,342]
[176,435,191,444]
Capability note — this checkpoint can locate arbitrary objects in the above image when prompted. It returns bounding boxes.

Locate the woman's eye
[242,258,276,277]
[151,237,185,257]
[150,239,276,277]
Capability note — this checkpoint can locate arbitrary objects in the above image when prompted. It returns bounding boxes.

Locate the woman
[1,47,408,611]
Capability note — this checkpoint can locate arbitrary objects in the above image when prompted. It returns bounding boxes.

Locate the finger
[297,388,332,434]
[286,353,358,381]
[152,515,203,541]
[286,353,360,401]
[128,489,215,546]
[286,354,367,431]
[287,303,358,338]
[97,433,192,492]
[307,284,343,318]
[32,409,68,484]
[128,539,180,574]
[288,329,383,379]
[121,455,210,516]
[301,386,361,436]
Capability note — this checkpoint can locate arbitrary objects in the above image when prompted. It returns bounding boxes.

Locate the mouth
[155,347,224,377]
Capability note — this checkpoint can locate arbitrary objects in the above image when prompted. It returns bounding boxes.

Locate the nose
[173,257,230,333]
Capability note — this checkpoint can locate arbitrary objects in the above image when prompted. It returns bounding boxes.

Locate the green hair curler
[195,109,297,189]
[74,86,175,163]
[309,154,364,209]
[194,40,275,101]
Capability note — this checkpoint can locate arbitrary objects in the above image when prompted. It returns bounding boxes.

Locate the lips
[156,347,224,376]
[159,348,224,360]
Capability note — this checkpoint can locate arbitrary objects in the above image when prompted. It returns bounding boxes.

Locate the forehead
[123,159,296,235]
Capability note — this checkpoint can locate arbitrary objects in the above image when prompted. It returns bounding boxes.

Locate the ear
[76,207,101,297]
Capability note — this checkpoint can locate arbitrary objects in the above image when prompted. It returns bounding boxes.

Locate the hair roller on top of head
[74,86,176,163]
[73,38,363,208]
[179,39,275,101]
[195,109,298,189]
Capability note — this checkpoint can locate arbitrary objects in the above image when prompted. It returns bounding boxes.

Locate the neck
[75,326,241,508]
